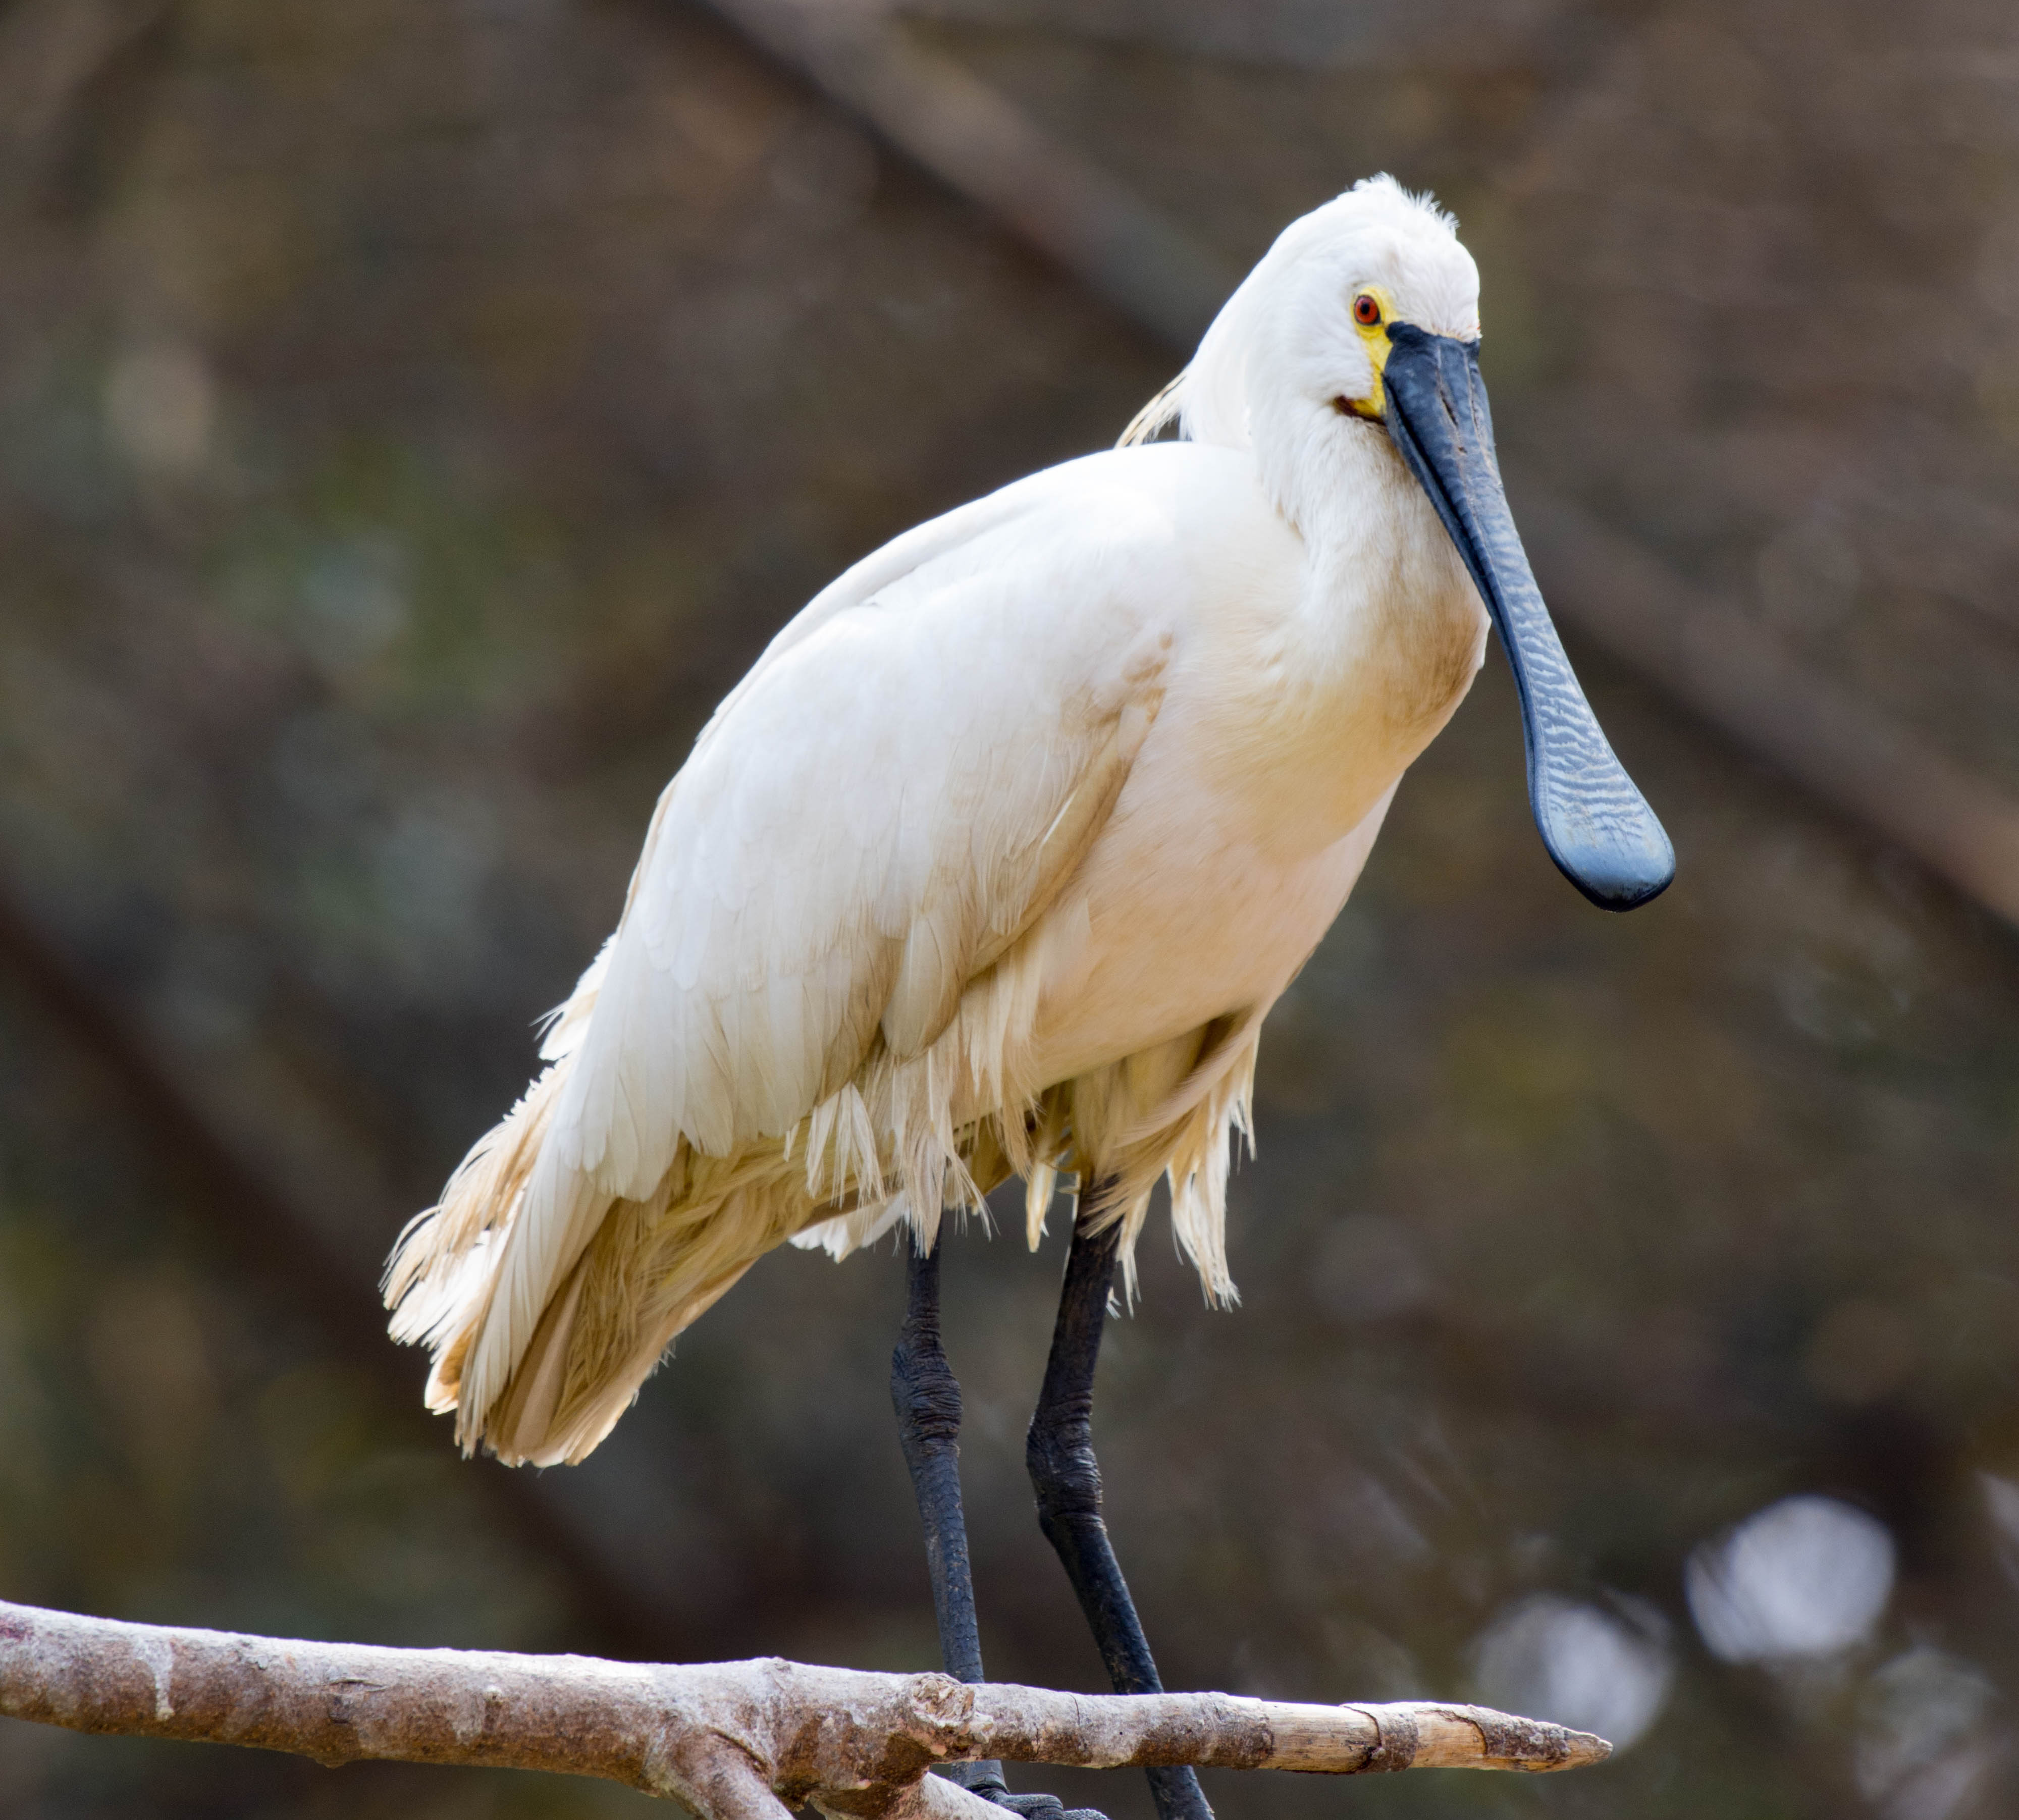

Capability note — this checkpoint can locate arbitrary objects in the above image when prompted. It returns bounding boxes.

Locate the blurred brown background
[3,0,2019,1815]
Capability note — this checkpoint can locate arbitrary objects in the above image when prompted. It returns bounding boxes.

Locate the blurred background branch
[698,0,1230,346]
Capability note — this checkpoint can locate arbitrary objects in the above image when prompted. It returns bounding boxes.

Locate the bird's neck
[1218,417,1486,850]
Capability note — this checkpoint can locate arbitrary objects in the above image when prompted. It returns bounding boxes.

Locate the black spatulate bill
[1382,323,1674,911]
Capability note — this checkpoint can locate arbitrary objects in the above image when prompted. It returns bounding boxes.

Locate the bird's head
[1127,177,1674,914]
[1154,175,1480,462]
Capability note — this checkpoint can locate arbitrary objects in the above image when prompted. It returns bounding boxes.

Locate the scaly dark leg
[1027,1198,1214,1820]
[892,1233,1105,1819]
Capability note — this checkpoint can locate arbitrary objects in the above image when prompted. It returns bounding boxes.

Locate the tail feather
[384,1063,566,1367]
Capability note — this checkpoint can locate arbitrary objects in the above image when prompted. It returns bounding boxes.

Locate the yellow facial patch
[1338,284,1397,421]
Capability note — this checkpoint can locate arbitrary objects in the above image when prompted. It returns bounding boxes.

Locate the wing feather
[454,458,1182,1423]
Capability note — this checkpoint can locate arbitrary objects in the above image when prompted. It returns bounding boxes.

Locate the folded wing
[396,458,1184,1450]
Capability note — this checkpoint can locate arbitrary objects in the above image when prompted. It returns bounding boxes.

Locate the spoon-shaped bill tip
[1539,799,1676,912]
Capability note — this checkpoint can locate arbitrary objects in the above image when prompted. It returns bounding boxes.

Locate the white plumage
[386,176,1494,1467]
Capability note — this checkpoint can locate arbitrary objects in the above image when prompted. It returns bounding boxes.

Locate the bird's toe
[986,1792,1107,1820]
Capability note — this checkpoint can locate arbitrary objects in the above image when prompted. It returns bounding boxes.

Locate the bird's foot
[959,1775,1106,1820]
[991,1795,1105,1820]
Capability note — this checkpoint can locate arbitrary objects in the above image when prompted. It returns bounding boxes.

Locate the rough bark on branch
[0,1599,1607,1813]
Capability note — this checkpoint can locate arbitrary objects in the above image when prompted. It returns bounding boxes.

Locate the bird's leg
[892,1234,1107,1820]
[1027,1197,1215,1820]
[891,1235,1003,1793]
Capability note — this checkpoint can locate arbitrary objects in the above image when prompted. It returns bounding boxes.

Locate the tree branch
[0,1599,1608,1811]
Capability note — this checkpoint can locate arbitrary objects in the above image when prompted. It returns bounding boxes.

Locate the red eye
[1353,292,1382,327]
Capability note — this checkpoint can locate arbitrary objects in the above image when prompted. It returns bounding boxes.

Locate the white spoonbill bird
[386,175,1670,1820]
